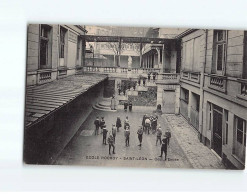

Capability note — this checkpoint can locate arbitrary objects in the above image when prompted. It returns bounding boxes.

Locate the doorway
[212,105,223,157]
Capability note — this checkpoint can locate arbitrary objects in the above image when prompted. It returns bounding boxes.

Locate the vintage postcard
[24,24,246,170]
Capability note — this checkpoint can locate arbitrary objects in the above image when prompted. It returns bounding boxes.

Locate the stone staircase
[93,97,117,112]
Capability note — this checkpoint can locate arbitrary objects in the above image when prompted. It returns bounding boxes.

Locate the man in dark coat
[116,116,122,132]
[124,101,128,112]
[100,117,105,134]
[107,134,115,155]
[102,125,108,145]
[128,100,133,112]
[94,116,100,135]
[137,126,143,147]
[159,135,169,160]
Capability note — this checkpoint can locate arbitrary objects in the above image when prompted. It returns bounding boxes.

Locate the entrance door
[213,107,223,157]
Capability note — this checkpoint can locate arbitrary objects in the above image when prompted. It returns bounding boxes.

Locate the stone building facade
[26,24,87,86]
[177,29,247,169]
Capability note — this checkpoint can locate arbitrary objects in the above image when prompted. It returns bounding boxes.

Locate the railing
[58,69,67,76]
[39,71,51,83]
[236,79,247,101]
[208,75,227,93]
[240,79,247,96]
[161,73,179,80]
[181,71,201,84]
[104,67,116,73]
[82,66,161,75]
[121,68,128,73]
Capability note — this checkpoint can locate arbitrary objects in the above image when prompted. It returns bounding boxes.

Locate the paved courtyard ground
[164,114,225,169]
[54,110,192,169]
[54,110,225,169]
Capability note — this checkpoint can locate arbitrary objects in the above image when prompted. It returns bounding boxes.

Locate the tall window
[236,117,246,146]
[215,30,227,74]
[60,27,67,59]
[40,25,51,69]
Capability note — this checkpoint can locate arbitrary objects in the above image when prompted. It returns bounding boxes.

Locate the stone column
[161,44,165,73]
[139,42,143,67]
[175,85,180,115]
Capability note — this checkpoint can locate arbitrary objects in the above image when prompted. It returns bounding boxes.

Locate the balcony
[37,70,52,85]
[181,71,201,84]
[82,66,161,78]
[156,73,180,84]
[208,75,227,93]
[236,79,247,101]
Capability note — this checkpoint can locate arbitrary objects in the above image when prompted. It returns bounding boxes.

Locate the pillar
[81,38,86,67]
[118,38,122,67]
[140,42,143,67]
[161,44,165,73]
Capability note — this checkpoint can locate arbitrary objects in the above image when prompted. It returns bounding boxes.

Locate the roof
[25,74,107,128]
[175,29,199,39]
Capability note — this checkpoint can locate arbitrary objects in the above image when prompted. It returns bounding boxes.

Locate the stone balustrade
[208,75,227,93]
[181,71,201,84]
[236,78,247,101]
[82,66,161,75]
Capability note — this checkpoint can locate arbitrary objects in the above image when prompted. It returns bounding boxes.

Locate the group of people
[142,114,158,134]
[123,100,132,112]
[93,114,171,160]
[117,82,137,96]
[147,72,157,82]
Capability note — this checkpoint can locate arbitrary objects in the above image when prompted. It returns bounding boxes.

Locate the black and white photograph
[1,0,247,192]
[24,24,246,170]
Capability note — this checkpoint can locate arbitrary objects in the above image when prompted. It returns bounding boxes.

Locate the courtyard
[54,109,225,169]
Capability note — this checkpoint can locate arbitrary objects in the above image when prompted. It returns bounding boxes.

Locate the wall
[202,90,246,169]
[226,31,244,78]
[24,81,105,164]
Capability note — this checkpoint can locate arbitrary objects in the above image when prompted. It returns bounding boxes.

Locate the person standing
[124,101,128,112]
[116,116,122,132]
[94,116,100,135]
[124,116,130,130]
[128,100,133,112]
[107,134,115,155]
[147,72,151,82]
[165,130,171,146]
[112,124,117,144]
[124,126,130,147]
[153,73,156,82]
[145,116,151,134]
[102,125,108,145]
[111,95,116,110]
[133,82,136,91]
[159,135,168,160]
[152,115,158,134]
[143,78,146,86]
[137,126,143,147]
[100,117,105,134]
[156,124,162,146]
[142,114,147,133]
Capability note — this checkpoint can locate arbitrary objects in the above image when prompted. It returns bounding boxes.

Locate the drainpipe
[200,29,208,144]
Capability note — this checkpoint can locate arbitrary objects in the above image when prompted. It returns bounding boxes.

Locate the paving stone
[163,114,225,169]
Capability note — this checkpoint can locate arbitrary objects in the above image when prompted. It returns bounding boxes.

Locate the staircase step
[92,105,117,112]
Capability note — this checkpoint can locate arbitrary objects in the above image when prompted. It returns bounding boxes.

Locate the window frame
[39,24,51,69]
[214,30,227,75]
